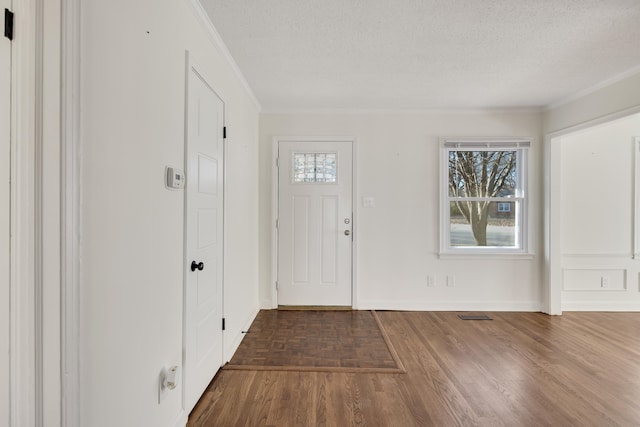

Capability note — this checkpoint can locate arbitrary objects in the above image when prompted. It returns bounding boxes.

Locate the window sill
[438,252,535,260]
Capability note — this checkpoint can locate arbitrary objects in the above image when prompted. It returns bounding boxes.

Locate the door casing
[1,0,12,423]
[182,51,226,414]
[271,136,358,309]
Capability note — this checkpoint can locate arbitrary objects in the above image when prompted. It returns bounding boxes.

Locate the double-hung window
[441,138,530,255]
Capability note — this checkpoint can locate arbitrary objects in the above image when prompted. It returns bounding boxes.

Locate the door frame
[182,50,227,414]
[8,0,63,425]
[271,136,358,309]
[543,104,640,315]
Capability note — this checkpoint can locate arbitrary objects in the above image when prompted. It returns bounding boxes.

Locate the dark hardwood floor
[189,311,640,426]
[225,310,403,372]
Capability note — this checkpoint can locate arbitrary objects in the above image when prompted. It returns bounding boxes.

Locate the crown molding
[188,0,261,112]
[546,65,640,111]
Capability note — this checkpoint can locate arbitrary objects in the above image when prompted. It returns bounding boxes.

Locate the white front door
[183,59,224,413]
[1,3,11,424]
[277,140,353,306]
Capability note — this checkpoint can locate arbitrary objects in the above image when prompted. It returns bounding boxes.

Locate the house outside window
[497,202,511,213]
[440,138,530,255]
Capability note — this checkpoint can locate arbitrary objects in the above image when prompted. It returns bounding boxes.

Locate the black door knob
[191,261,204,272]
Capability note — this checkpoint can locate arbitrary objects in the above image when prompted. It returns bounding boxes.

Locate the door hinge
[222,317,226,331]
[276,157,279,168]
[275,219,279,229]
[275,281,278,290]
[4,9,14,41]
[223,126,227,139]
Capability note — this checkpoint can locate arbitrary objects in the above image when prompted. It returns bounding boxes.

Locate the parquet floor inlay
[224,310,405,373]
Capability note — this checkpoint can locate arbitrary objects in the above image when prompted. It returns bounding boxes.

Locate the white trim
[224,308,259,363]
[562,252,632,259]
[33,0,45,424]
[635,137,640,260]
[351,138,359,309]
[544,135,563,315]
[182,50,227,415]
[272,136,358,308]
[439,137,532,256]
[270,139,279,309]
[9,0,41,424]
[172,411,188,427]
[261,107,543,115]
[562,268,628,292]
[438,253,535,260]
[443,139,531,148]
[186,0,261,112]
[259,299,273,310]
[60,0,82,425]
[561,301,640,312]
[544,108,640,316]
[357,300,542,312]
[546,105,640,138]
[546,66,640,111]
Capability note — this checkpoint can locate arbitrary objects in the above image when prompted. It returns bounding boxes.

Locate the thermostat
[165,167,185,190]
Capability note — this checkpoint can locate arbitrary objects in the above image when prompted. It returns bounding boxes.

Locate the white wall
[260,111,543,311]
[559,114,640,310]
[545,71,640,313]
[79,1,259,426]
[545,71,640,134]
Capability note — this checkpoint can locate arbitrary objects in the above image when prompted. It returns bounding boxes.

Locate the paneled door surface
[183,59,224,413]
[277,140,353,306]
[1,1,11,423]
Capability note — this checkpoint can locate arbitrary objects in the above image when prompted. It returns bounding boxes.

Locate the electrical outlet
[447,275,455,287]
[601,276,609,288]
[427,275,435,287]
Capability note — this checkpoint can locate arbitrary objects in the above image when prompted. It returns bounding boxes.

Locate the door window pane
[293,153,337,183]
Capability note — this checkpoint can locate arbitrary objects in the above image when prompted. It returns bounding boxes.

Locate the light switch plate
[363,197,375,208]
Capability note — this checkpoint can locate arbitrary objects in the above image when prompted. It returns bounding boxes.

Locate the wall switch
[447,275,455,287]
[362,197,376,208]
[427,276,435,287]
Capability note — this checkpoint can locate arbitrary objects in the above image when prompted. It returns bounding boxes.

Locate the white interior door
[183,60,224,413]
[1,3,11,424]
[277,140,353,306]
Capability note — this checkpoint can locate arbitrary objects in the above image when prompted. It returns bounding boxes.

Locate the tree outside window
[442,139,529,254]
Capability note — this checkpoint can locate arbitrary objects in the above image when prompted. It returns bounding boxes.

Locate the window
[292,152,337,183]
[497,202,511,213]
[441,139,530,255]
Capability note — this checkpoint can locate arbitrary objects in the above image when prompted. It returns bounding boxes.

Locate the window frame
[497,202,511,213]
[439,138,531,257]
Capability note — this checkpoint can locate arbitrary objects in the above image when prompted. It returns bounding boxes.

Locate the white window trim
[439,137,532,257]
[634,136,640,259]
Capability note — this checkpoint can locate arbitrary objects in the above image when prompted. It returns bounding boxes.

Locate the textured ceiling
[200,0,640,111]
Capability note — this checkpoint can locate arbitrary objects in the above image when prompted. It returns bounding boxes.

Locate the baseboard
[357,300,542,312]
[173,410,188,427]
[224,307,259,363]
[562,301,640,311]
[260,298,275,309]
